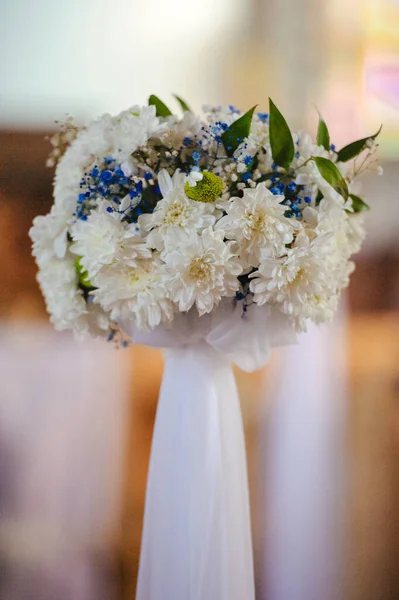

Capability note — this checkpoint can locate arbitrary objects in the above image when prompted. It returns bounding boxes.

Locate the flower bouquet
[30,95,380,600]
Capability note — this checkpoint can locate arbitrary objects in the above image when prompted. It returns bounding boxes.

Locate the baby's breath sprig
[46,116,81,168]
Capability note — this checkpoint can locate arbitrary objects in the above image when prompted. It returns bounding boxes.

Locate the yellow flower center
[129,270,141,284]
[164,201,188,226]
[245,207,271,232]
[187,258,211,283]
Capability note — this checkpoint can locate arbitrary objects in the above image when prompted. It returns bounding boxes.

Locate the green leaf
[349,193,370,213]
[174,94,191,112]
[337,125,382,162]
[269,98,295,170]
[221,105,257,157]
[148,94,172,118]
[313,156,349,200]
[316,112,330,151]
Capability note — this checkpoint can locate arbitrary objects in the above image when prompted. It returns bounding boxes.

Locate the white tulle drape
[136,344,254,600]
[125,301,296,600]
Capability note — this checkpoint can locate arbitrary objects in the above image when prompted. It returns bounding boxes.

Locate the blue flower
[192,151,201,162]
[100,170,113,182]
[229,105,240,114]
[257,112,269,123]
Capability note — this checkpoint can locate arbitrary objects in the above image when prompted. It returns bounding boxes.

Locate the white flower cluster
[30,97,380,342]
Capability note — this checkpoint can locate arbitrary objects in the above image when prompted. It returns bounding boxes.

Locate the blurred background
[1,0,399,599]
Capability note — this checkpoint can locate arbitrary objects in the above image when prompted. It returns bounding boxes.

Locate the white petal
[121,160,133,177]
[120,194,131,212]
[295,174,311,185]
[158,169,173,198]
[53,228,68,258]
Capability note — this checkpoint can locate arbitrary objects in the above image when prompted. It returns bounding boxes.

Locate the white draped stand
[126,301,296,600]
[136,344,254,600]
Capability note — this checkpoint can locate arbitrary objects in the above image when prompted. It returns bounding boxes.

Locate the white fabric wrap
[124,301,296,600]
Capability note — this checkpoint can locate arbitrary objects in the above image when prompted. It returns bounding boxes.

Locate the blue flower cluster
[180,122,231,176]
[76,157,145,221]
[268,179,311,218]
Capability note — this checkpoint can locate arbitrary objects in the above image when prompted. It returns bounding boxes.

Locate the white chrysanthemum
[36,255,109,338]
[292,131,347,205]
[114,104,168,161]
[30,206,70,266]
[37,256,85,329]
[138,169,216,251]
[163,228,242,316]
[165,111,202,147]
[53,106,168,212]
[346,213,366,255]
[233,118,270,172]
[53,113,116,209]
[295,130,330,163]
[249,234,334,328]
[243,116,270,157]
[202,105,242,127]
[92,260,173,331]
[70,206,151,279]
[303,197,365,257]
[216,183,299,266]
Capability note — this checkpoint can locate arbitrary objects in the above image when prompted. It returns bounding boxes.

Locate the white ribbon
[124,301,296,600]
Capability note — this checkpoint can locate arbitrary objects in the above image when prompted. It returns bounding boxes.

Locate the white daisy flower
[163,227,242,316]
[30,206,70,266]
[92,260,173,331]
[216,182,299,266]
[114,104,168,161]
[346,213,366,256]
[138,169,216,251]
[249,234,333,328]
[303,197,364,257]
[70,205,151,280]
[37,256,88,332]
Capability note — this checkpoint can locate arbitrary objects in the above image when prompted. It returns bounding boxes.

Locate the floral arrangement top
[30,95,381,344]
